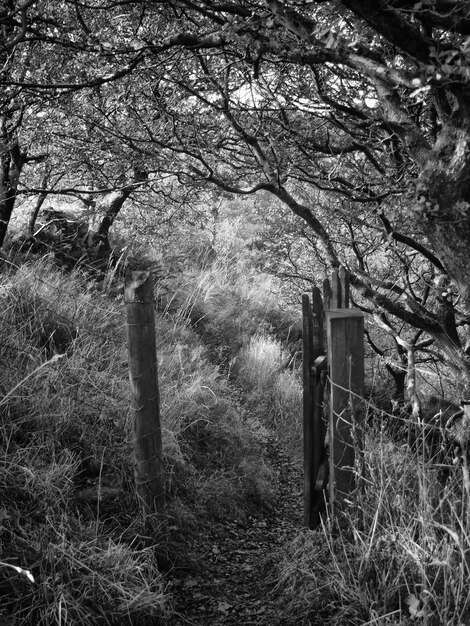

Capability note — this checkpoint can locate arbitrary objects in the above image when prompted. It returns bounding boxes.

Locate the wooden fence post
[125,271,164,518]
[311,287,324,358]
[339,266,350,309]
[303,268,364,524]
[323,277,332,311]
[302,294,314,527]
[330,269,342,308]
[326,309,364,506]
[303,289,328,528]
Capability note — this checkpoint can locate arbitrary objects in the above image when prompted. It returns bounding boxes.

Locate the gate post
[125,270,164,518]
[303,289,328,528]
[302,294,314,527]
[326,309,364,506]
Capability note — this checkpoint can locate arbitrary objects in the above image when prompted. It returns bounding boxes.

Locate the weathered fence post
[323,277,332,311]
[310,287,328,525]
[326,308,364,506]
[125,271,164,518]
[303,288,328,528]
[303,268,365,525]
[311,287,324,358]
[339,266,350,309]
[330,269,342,308]
[302,294,315,527]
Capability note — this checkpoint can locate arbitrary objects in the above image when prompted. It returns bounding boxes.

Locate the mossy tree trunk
[0,119,25,248]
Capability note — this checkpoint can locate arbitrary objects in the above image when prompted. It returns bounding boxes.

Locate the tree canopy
[2,0,470,395]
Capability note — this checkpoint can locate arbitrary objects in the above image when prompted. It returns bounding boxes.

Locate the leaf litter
[164,437,303,625]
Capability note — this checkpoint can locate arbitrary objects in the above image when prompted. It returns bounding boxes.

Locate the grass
[166,253,301,359]
[6,529,170,626]
[155,312,277,521]
[0,252,277,623]
[0,256,160,624]
[160,250,304,460]
[4,229,469,626]
[272,421,470,625]
[234,333,303,459]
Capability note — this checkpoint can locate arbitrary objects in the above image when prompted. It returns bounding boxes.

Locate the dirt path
[165,438,303,626]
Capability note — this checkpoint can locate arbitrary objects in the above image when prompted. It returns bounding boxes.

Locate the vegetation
[0,235,300,623]
[3,0,470,399]
[2,1,470,623]
[0,203,469,623]
[271,416,470,625]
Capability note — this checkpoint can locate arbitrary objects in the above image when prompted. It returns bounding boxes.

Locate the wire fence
[1,243,463,453]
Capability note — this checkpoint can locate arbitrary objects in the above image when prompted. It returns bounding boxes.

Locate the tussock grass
[0,252,278,622]
[151,247,303,515]
[234,334,303,459]
[168,254,300,358]
[163,252,303,459]
[155,316,276,520]
[3,529,169,626]
[273,424,470,625]
[0,257,167,623]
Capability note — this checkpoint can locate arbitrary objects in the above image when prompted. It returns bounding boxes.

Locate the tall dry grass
[272,417,470,625]
[0,256,170,624]
[234,333,303,460]
[167,253,299,355]
[160,250,304,461]
[0,253,276,623]
[155,313,277,522]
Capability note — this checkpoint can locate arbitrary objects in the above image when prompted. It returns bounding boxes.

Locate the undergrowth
[0,253,277,624]
[162,252,304,461]
[4,230,467,626]
[234,333,303,459]
[272,423,470,625]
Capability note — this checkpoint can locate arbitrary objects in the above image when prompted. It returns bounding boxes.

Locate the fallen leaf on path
[217,602,233,613]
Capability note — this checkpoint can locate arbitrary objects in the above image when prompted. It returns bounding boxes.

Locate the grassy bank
[3,238,467,625]
[0,253,281,624]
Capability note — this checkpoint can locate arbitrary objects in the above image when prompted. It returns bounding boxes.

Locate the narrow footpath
[165,437,304,626]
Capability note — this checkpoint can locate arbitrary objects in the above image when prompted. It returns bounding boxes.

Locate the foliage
[3,0,470,398]
[4,2,470,619]
[152,234,304,462]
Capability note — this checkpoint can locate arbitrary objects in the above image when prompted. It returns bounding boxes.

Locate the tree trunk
[388,365,406,404]
[406,345,421,420]
[0,132,24,248]
[0,187,16,248]
[418,127,470,316]
[86,169,147,252]
[28,166,54,235]
[86,188,133,251]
